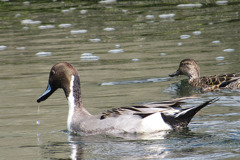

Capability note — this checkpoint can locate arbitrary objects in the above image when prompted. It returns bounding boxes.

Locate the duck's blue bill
[37,84,55,103]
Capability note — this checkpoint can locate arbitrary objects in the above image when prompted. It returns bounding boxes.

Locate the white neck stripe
[67,75,75,132]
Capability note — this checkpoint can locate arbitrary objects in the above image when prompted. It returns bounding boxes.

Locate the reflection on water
[165,79,202,97]
[65,129,240,160]
[67,133,170,160]
[0,0,240,159]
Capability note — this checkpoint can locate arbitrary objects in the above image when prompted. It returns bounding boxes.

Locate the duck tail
[161,97,219,130]
[219,77,240,88]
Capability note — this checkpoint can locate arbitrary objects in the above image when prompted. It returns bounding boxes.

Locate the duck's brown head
[37,62,79,103]
[169,59,200,81]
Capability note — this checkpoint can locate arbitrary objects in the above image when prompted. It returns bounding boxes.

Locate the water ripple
[100,77,170,86]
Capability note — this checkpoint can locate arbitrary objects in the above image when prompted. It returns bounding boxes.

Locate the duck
[37,62,218,135]
[169,59,240,92]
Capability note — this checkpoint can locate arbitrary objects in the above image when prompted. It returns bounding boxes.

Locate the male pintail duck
[37,62,218,135]
[169,59,240,92]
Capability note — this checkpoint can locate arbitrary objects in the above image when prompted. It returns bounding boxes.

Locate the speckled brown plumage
[169,59,240,92]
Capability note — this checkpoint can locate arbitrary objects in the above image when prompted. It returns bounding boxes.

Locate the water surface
[0,0,240,159]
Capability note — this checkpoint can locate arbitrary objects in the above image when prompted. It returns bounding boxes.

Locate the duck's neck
[67,75,91,132]
[188,70,200,83]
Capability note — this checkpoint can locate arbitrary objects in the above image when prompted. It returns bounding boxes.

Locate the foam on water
[89,38,101,42]
[80,53,100,61]
[178,42,183,46]
[146,15,154,19]
[132,58,139,62]
[38,25,55,29]
[104,27,115,31]
[99,0,116,4]
[108,49,124,54]
[223,48,235,52]
[212,40,221,44]
[115,44,121,48]
[0,45,7,50]
[177,4,202,8]
[36,52,52,57]
[180,35,191,39]
[80,10,88,14]
[62,9,70,13]
[16,47,25,50]
[70,30,88,34]
[216,56,225,60]
[21,19,41,25]
[160,53,167,56]
[216,1,228,5]
[193,31,202,35]
[58,24,72,28]
[159,14,175,19]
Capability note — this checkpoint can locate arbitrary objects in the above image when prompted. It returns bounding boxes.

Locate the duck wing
[195,73,240,91]
[100,97,194,120]
[100,97,218,129]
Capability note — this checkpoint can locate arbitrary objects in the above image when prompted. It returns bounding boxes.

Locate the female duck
[169,59,240,92]
[37,62,218,135]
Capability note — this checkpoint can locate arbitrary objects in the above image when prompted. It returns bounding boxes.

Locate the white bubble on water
[58,24,72,28]
[99,0,116,4]
[212,40,221,44]
[36,120,40,125]
[21,19,42,25]
[104,27,115,31]
[216,56,225,60]
[180,35,191,39]
[70,30,88,34]
[0,45,7,50]
[146,15,154,19]
[159,13,175,19]
[132,58,139,62]
[36,52,52,57]
[160,53,167,56]
[80,10,88,14]
[223,49,235,52]
[23,26,29,30]
[177,4,202,8]
[16,47,25,50]
[80,53,100,61]
[108,49,124,54]
[15,13,21,18]
[38,25,55,29]
[216,1,228,5]
[178,42,183,46]
[193,31,201,35]
[89,38,101,42]
[62,9,70,13]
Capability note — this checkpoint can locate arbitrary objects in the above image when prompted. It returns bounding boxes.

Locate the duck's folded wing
[100,97,196,120]
[199,73,240,87]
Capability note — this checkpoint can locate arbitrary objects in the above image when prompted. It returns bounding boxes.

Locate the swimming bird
[169,59,240,92]
[37,62,218,135]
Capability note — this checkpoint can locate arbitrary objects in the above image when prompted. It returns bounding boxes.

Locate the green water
[0,0,239,159]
